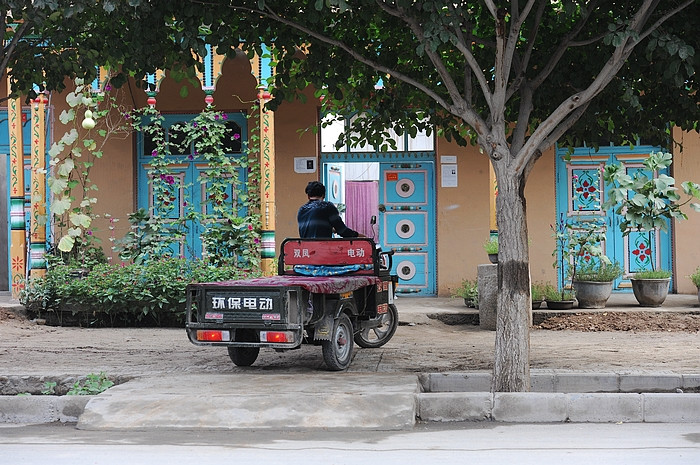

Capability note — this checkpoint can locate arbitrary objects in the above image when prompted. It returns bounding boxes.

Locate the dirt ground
[1,305,699,380]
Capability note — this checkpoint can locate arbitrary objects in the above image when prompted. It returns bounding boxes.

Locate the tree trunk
[491,160,531,392]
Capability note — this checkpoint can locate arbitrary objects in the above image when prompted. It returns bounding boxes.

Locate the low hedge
[20,258,260,327]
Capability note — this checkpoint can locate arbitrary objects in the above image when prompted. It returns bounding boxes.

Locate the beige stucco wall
[526,147,558,286]
[672,127,700,294]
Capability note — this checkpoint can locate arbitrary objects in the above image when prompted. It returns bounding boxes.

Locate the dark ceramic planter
[488,253,498,264]
[545,299,575,310]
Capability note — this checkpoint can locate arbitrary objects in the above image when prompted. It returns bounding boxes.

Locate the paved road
[1,422,699,464]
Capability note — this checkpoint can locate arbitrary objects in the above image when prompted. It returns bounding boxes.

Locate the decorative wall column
[489,160,498,233]
[257,86,276,275]
[251,46,276,275]
[144,71,166,108]
[29,91,48,277]
[199,44,225,107]
[7,80,27,297]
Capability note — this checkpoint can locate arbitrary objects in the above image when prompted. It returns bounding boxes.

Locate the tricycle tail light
[261,331,294,343]
[196,330,230,342]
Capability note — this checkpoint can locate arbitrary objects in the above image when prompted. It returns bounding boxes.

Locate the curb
[0,395,91,424]
[417,392,700,423]
[3,372,700,427]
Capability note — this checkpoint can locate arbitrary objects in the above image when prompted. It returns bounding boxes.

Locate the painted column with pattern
[29,92,48,277]
[7,85,27,297]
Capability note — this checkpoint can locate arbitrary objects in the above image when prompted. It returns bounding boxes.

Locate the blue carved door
[137,112,248,259]
[556,145,671,291]
[379,162,436,295]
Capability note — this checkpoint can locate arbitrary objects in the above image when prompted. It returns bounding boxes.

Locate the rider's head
[305,181,326,199]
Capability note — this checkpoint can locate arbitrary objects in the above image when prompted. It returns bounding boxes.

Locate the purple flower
[105,85,112,91]
[193,122,198,127]
[187,154,194,160]
[151,149,158,157]
[214,114,220,120]
[86,230,93,236]
[183,201,188,207]
[233,134,240,140]
[222,114,228,120]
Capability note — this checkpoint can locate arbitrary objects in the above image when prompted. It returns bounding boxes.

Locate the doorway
[555,144,671,291]
[321,159,437,296]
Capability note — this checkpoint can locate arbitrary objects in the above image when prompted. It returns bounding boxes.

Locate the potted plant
[603,151,700,307]
[548,215,577,309]
[531,281,548,309]
[453,279,479,308]
[483,237,498,264]
[690,267,700,305]
[565,218,622,309]
[573,260,623,308]
[542,282,575,310]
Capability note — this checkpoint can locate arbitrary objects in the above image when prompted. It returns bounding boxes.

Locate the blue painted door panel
[379,162,435,295]
[556,146,671,291]
[137,112,247,259]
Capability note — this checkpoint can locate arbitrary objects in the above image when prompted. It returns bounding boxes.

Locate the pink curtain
[345,181,379,241]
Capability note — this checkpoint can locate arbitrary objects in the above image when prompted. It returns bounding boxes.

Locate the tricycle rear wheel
[322,313,354,371]
[354,303,398,348]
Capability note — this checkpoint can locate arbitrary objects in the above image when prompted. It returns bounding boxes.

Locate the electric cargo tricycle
[185,237,398,371]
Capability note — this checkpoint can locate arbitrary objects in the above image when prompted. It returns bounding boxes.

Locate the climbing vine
[46,78,130,266]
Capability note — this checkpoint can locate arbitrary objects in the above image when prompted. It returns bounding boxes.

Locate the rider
[297,181,364,238]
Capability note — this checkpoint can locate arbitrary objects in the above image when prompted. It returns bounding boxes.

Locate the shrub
[691,267,700,288]
[634,269,672,279]
[20,258,260,327]
[483,237,498,255]
[453,279,478,306]
[574,261,623,282]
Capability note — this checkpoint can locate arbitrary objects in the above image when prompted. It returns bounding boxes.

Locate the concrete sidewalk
[1,291,699,429]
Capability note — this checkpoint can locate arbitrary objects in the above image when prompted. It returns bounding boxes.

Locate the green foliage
[531,282,549,302]
[47,78,130,254]
[542,283,575,302]
[124,107,262,268]
[574,261,623,283]
[551,215,609,288]
[452,279,478,306]
[3,1,204,102]
[41,381,57,395]
[603,151,700,271]
[634,269,672,279]
[483,237,498,255]
[20,259,260,327]
[67,372,114,396]
[112,208,179,264]
[689,268,700,288]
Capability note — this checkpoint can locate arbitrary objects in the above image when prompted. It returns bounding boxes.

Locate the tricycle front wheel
[354,303,398,348]
[322,313,354,371]
[228,329,260,367]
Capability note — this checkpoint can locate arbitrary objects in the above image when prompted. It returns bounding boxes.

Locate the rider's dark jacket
[297,199,360,238]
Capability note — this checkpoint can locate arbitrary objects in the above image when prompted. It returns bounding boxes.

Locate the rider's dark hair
[305,181,326,198]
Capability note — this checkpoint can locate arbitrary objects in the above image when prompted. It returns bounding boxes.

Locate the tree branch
[529,0,602,91]
[507,0,545,101]
[1,20,32,97]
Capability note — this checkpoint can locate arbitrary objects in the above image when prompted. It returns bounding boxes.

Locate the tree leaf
[57,235,75,252]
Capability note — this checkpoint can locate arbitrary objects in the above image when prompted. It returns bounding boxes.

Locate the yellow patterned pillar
[258,87,276,275]
[489,160,498,234]
[29,92,48,277]
[7,84,27,297]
